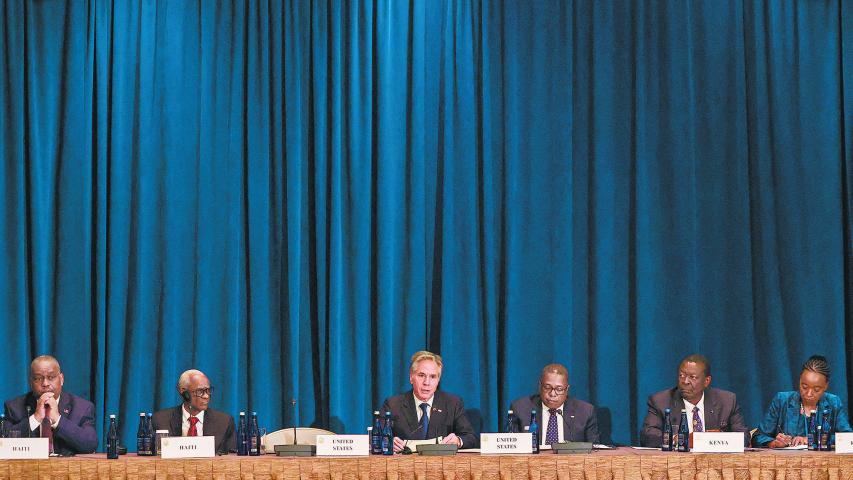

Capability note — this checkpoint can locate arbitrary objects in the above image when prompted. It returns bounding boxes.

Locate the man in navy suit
[640,354,748,447]
[381,351,478,452]
[510,363,600,444]
[3,355,97,455]
[151,369,235,455]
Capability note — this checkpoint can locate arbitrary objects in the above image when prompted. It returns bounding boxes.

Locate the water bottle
[236,412,248,456]
[808,410,817,451]
[661,408,673,451]
[504,410,518,433]
[676,409,689,452]
[136,413,147,455]
[107,415,119,459]
[0,413,8,438]
[248,412,261,456]
[821,407,832,450]
[381,411,393,455]
[370,411,382,454]
[529,410,539,454]
[144,413,154,455]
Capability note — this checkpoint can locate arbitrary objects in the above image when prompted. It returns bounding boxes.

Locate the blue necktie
[419,403,430,439]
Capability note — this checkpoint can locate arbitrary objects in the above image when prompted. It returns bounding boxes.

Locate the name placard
[0,438,50,459]
[160,436,215,458]
[480,433,533,454]
[691,432,744,453]
[835,432,853,454]
[315,435,370,456]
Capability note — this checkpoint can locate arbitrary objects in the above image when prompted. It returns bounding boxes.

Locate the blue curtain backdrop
[0,0,850,448]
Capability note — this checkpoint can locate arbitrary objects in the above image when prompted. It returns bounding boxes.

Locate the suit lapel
[704,389,721,430]
[204,409,218,437]
[171,406,184,436]
[402,393,419,438]
[58,393,73,418]
[561,396,575,441]
[427,392,446,439]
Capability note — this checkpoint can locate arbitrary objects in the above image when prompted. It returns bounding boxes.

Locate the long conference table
[0,448,850,480]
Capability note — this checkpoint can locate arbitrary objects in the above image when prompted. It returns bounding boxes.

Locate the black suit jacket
[381,390,478,448]
[639,386,748,447]
[151,405,236,454]
[510,394,600,443]
[3,391,98,455]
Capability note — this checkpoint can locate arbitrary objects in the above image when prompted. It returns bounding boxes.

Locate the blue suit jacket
[3,391,98,455]
[509,394,600,443]
[752,391,851,447]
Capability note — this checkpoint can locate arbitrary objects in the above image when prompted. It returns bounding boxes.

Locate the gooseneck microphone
[568,414,575,442]
[291,399,298,445]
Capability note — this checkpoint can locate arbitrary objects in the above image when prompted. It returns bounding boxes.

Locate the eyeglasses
[188,387,214,397]
[31,375,60,383]
[541,384,568,395]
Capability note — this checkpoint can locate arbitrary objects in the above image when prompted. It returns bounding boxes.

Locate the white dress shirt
[682,394,706,433]
[182,406,206,436]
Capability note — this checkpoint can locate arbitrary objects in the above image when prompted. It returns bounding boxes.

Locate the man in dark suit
[640,354,748,447]
[151,369,235,455]
[510,363,600,444]
[3,355,97,455]
[381,351,478,451]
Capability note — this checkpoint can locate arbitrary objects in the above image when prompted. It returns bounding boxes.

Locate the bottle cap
[664,408,671,413]
[110,414,116,419]
[140,412,146,416]
[524,426,530,431]
[240,411,246,415]
[251,411,257,415]
[508,410,514,414]
[374,410,380,415]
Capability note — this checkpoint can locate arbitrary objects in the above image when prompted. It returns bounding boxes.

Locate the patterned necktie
[188,416,199,436]
[692,406,704,432]
[419,403,430,439]
[545,408,561,445]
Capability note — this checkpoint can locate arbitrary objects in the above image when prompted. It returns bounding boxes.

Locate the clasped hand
[34,392,60,424]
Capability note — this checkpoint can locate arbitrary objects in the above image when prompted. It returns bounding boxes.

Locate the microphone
[26,405,32,438]
[291,399,297,446]
[401,424,425,454]
[568,414,575,442]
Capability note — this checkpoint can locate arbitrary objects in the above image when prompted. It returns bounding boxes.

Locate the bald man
[151,369,235,455]
[510,363,600,444]
[3,355,98,455]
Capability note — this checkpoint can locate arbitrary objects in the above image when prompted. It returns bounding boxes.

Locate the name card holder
[553,442,593,454]
[691,432,744,453]
[316,435,369,456]
[0,438,49,459]
[480,433,533,454]
[160,436,216,458]
[835,432,853,454]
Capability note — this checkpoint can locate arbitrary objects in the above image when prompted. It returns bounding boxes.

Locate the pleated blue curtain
[0,0,849,447]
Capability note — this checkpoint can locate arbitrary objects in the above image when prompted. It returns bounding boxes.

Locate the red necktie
[41,405,54,454]
[188,416,199,436]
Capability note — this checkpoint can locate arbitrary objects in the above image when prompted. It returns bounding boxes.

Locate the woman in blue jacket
[753,355,851,448]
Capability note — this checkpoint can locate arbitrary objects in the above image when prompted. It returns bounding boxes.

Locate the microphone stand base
[274,444,316,457]
[552,442,593,454]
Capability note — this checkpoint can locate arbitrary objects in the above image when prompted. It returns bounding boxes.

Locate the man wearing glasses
[3,355,97,455]
[510,363,600,444]
[151,369,235,454]
[639,354,747,447]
